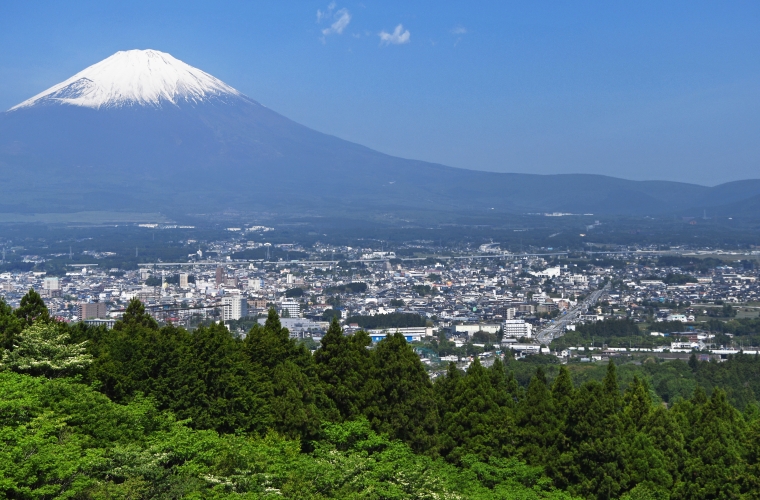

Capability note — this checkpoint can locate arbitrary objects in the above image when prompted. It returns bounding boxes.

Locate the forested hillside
[1,290,760,498]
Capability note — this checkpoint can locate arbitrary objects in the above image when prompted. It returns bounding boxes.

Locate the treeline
[324,282,368,294]
[656,255,724,272]
[3,290,760,497]
[345,312,427,329]
[551,318,673,350]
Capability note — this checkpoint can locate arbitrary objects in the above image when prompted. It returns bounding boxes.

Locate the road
[535,282,610,346]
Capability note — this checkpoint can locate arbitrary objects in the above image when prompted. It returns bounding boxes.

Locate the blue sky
[1,1,759,185]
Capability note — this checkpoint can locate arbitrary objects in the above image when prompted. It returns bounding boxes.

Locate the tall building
[222,295,248,321]
[79,302,107,320]
[43,277,60,290]
[179,273,189,288]
[503,319,532,339]
[215,266,224,286]
[280,300,300,318]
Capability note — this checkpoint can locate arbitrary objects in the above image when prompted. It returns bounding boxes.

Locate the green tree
[561,362,628,498]
[0,297,23,351]
[1,322,91,378]
[364,332,439,454]
[244,308,334,439]
[440,357,514,463]
[622,377,673,495]
[742,417,760,497]
[117,297,158,330]
[517,368,560,467]
[314,318,371,420]
[186,321,271,434]
[674,388,745,498]
[14,289,50,326]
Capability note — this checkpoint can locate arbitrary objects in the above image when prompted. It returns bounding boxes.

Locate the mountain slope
[1,49,759,220]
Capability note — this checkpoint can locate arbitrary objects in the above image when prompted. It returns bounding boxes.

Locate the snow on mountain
[9,49,246,110]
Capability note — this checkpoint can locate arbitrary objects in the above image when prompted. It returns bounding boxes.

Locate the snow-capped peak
[10,49,245,110]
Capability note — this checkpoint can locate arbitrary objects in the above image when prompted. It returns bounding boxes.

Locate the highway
[535,282,610,346]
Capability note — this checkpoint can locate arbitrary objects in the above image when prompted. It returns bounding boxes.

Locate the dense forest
[2,290,760,498]
[345,312,427,329]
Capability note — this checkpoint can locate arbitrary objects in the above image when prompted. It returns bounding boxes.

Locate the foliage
[284,286,304,297]
[0,371,574,499]
[3,296,760,498]
[324,282,368,294]
[346,312,426,329]
[1,322,92,378]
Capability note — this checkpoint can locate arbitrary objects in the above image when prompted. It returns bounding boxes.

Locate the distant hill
[2,49,759,221]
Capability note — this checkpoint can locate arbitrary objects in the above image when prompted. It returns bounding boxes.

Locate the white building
[666,314,688,322]
[43,277,60,290]
[368,326,432,343]
[532,266,561,278]
[502,319,533,338]
[179,273,189,288]
[281,300,301,318]
[222,295,248,321]
[454,324,501,335]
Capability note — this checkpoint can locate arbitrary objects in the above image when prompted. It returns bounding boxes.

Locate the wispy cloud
[379,24,410,46]
[323,9,351,35]
[317,3,351,39]
[316,1,337,22]
[450,25,467,35]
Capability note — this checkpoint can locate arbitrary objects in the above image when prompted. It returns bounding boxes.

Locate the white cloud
[317,4,350,38]
[322,8,351,35]
[451,26,467,35]
[379,24,410,45]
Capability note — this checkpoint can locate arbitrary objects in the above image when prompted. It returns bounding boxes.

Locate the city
[3,230,758,372]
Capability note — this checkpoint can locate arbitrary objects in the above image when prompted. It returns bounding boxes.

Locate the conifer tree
[314,318,371,420]
[271,360,322,440]
[0,297,23,351]
[552,365,575,424]
[439,357,513,463]
[364,332,439,454]
[244,308,335,436]
[434,361,462,423]
[245,308,306,370]
[116,297,158,330]
[549,365,576,486]
[741,417,760,496]
[675,388,746,498]
[516,368,559,467]
[488,356,511,408]
[14,289,50,326]
[562,362,627,498]
[186,321,271,434]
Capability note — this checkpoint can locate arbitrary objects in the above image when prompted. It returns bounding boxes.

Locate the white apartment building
[222,295,248,321]
[43,277,60,290]
[502,319,532,339]
[179,273,189,288]
[280,300,301,318]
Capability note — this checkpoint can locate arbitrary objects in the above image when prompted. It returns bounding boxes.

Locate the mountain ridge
[2,49,759,221]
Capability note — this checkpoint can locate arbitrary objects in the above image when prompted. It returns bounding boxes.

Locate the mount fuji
[1,49,759,220]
